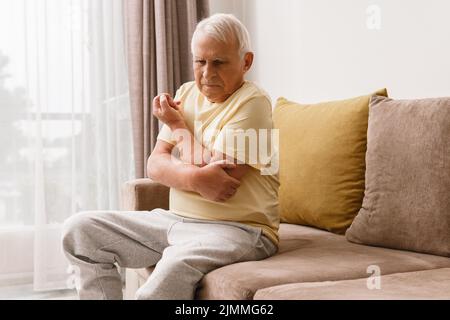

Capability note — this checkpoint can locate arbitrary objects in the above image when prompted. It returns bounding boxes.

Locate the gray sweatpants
[61,209,277,300]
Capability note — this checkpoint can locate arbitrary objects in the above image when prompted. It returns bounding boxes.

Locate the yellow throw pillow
[273,89,388,234]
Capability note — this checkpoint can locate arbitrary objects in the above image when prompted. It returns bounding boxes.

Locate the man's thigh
[162,220,267,273]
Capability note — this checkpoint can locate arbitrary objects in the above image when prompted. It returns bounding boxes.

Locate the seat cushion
[195,223,450,299]
[254,268,450,300]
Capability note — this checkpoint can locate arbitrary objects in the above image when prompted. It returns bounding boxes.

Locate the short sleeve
[213,96,279,174]
[157,124,176,146]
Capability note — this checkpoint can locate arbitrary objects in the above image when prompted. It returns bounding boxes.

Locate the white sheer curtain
[0,0,133,293]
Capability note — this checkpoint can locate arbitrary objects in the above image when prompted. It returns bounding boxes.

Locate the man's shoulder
[242,81,272,105]
[234,81,272,115]
[175,81,198,100]
[177,81,197,96]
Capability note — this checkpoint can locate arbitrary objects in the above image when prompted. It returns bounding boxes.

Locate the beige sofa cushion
[346,96,450,257]
[254,268,450,300]
[194,224,450,299]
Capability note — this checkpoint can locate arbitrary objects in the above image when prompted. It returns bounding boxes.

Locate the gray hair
[191,13,252,59]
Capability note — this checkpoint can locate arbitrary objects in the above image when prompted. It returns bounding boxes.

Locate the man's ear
[243,52,254,72]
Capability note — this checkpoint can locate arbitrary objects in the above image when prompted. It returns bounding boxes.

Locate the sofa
[120,178,450,300]
[121,93,450,300]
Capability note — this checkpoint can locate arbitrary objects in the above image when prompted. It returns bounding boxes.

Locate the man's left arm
[170,120,251,180]
[154,93,250,180]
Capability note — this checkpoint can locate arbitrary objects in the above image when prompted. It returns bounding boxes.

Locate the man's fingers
[219,192,234,202]
[218,190,237,202]
[159,94,172,110]
[230,178,241,187]
[153,96,161,109]
[173,101,182,110]
[152,97,162,116]
[160,93,179,108]
[212,159,236,169]
[225,175,241,187]
[209,160,241,186]
[166,95,178,108]
[158,94,182,111]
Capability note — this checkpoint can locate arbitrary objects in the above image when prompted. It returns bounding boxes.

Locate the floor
[0,284,78,300]
[0,284,131,300]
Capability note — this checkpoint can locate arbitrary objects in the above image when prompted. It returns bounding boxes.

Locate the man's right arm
[147,140,241,202]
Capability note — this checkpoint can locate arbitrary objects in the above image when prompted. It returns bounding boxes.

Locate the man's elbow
[146,154,161,182]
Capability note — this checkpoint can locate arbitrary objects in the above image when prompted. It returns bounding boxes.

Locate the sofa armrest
[120,178,169,211]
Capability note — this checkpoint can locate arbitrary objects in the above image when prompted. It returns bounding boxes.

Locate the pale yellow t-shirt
[157,81,280,245]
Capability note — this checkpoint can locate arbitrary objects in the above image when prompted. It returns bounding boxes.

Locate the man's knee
[61,211,99,253]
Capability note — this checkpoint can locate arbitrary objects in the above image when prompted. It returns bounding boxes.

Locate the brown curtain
[124,0,209,178]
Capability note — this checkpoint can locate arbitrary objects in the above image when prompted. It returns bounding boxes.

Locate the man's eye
[195,60,205,64]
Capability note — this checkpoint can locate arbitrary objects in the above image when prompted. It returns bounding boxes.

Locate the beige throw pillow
[346,95,450,257]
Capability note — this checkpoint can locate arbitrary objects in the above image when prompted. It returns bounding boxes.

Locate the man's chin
[202,85,222,93]
[201,90,226,103]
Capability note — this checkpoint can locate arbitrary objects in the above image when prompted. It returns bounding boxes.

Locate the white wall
[209,0,244,21]
[210,0,450,103]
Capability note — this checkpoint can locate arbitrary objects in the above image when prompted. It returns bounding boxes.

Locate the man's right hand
[191,160,241,202]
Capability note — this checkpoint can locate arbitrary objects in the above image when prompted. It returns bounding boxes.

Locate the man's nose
[203,63,215,80]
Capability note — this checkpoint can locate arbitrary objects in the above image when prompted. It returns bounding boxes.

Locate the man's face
[192,33,253,103]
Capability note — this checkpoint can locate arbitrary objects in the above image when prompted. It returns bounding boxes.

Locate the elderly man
[62,13,279,300]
